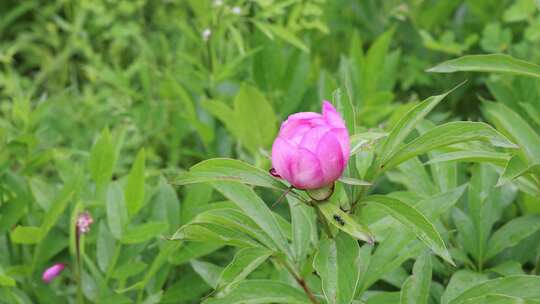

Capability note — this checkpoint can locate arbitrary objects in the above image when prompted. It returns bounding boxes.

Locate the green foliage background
[2,0,540,303]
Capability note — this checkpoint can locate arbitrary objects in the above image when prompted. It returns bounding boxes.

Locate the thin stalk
[275,256,319,304]
[76,230,85,304]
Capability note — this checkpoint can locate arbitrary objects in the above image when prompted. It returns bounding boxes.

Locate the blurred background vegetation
[1,0,540,303]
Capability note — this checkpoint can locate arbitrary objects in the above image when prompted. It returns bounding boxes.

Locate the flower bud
[42,263,65,283]
[271,101,350,190]
[76,211,93,234]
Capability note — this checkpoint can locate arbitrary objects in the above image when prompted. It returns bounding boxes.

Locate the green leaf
[482,101,540,164]
[106,183,128,240]
[487,261,525,277]
[332,88,356,134]
[360,231,424,292]
[448,275,540,304]
[361,28,395,97]
[318,202,374,243]
[89,128,117,185]
[266,24,309,52]
[442,270,488,304]
[202,100,241,139]
[125,148,146,217]
[313,233,361,304]
[10,226,42,244]
[338,177,372,186]
[173,223,260,248]
[0,274,15,287]
[363,195,453,264]
[185,207,279,251]
[379,85,460,163]
[151,179,180,233]
[169,242,223,266]
[234,84,277,153]
[97,221,115,273]
[384,122,517,170]
[112,260,147,280]
[485,215,540,260]
[172,158,288,191]
[120,222,168,244]
[425,150,510,166]
[40,172,80,237]
[350,132,388,155]
[211,182,292,258]
[400,251,432,304]
[497,155,540,186]
[191,260,223,289]
[288,196,317,263]
[428,54,540,78]
[217,247,272,291]
[461,294,540,304]
[203,280,311,304]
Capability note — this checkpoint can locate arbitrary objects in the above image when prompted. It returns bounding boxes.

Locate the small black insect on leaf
[333,214,345,226]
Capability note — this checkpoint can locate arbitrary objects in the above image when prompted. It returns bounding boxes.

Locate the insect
[333,214,345,226]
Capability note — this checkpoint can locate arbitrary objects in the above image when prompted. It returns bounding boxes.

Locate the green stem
[275,256,319,304]
[312,202,333,239]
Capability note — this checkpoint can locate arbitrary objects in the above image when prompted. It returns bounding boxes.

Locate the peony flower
[271,101,350,190]
[42,263,65,283]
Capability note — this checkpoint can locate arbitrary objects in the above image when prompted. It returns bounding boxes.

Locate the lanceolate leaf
[89,128,117,185]
[318,202,374,243]
[497,155,540,186]
[125,148,146,217]
[485,215,540,260]
[442,270,488,304]
[425,150,510,166]
[172,158,288,191]
[428,54,540,78]
[363,195,453,265]
[379,82,465,164]
[211,182,293,259]
[288,196,317,263]
[204,280,311,304]
[482,101,540,164]
[383,121,517,170]
[314,233,361,304]
[120,222,168,244]
[400,251,432,304]
[379,89,454,163]
[448,275,540,304]
[217,247,272,291]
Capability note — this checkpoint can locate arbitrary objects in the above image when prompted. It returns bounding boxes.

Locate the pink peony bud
[42,263,65,283]
[76,211,93,234]
[271,101,350,190]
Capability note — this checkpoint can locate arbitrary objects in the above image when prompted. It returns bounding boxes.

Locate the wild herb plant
[2,1,540,304]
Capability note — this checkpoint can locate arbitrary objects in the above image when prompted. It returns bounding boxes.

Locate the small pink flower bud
[76,211,93,234]
[42,263,65,283]
[271,101,350,190]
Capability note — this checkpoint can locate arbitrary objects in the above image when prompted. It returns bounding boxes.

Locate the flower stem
[275,256,319,304]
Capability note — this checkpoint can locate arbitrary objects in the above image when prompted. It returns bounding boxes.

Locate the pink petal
[290,148,325,189]
[279,119,312,144]
[271,137,297,183]
[322,101,346,128]
[298,126,332,153]
[42,263,65,283]
[287,112,321,121]
[316,132,345,185]
[331,128,350,163]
